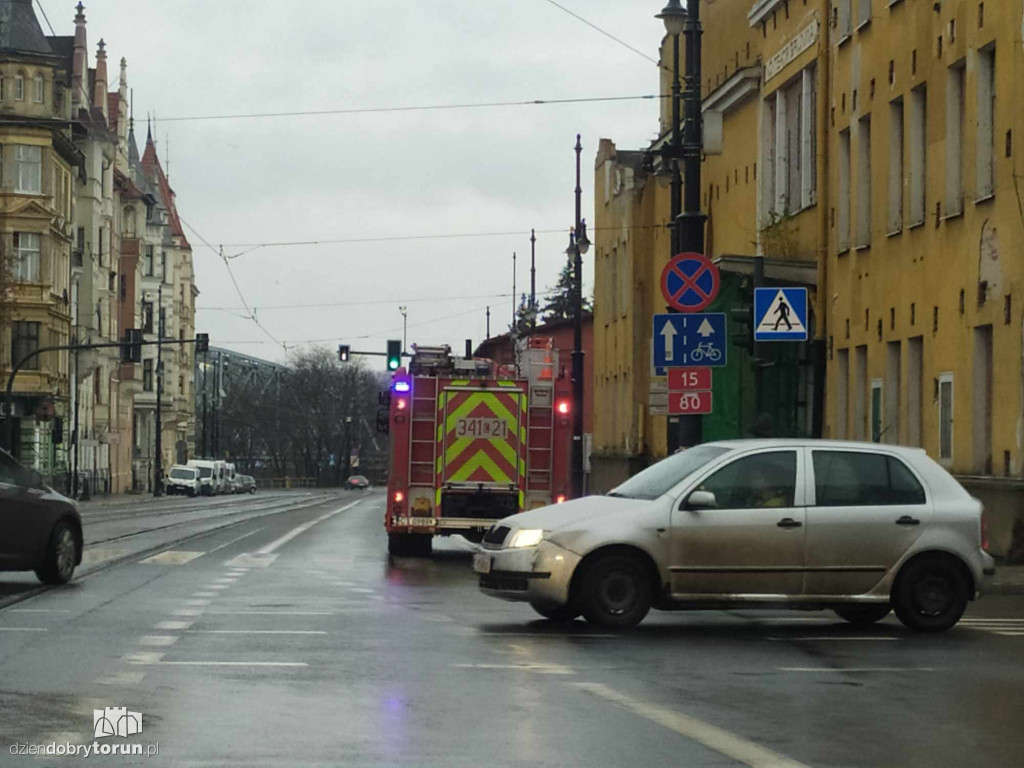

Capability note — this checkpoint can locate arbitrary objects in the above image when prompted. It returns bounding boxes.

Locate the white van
[213,460,228,495]
[225,462,238,494]
[186,459,218,496]
[166,465,201,497]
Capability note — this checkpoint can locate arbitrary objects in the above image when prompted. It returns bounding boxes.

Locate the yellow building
[825,0,1024,555]
[0,1,81,480]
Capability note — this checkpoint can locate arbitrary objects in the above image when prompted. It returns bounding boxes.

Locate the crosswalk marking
[959,618,1024,637]
[140,550,204,565]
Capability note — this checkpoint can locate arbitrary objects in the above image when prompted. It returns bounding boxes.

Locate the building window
[143,359,153,392]
[14,74,24,101]
[142,301,153,334]
[15,144,41,193]
[938,372,954,463]
[871,379,883,443]
[762,66,817,221]
[888,98,904,233]
[976,45,995,199]
[837,128,851,252]
[143,245,154,276]
[907,336,923,446]
[11,321,40,369]
[835,348,849,439]
[123,207,136,237]
[159,307,167,338]
[12,232,40,282]
[33,72,43,104]
[854,345,867,441]
[909,85,927,226]
[160,252,168,283]
[857,0,871,29]
[855,116,872,248]
[838,0,852,41]
[945,60,966,216]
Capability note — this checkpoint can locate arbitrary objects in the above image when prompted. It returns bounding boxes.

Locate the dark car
[237,474,257,494]
[345,475,370,490]
[0,448,82,584]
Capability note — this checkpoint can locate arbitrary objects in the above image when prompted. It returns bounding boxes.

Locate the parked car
[236,474,257,494]
[474,439,996,632]
[186,459,218,496]
[345,475,370,490]
[0,448,82,584]
[165,465,201,497]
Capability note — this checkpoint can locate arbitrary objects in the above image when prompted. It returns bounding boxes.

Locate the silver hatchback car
[474,440,995,632]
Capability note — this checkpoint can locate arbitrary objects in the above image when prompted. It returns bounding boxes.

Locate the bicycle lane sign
[653,313,727,368]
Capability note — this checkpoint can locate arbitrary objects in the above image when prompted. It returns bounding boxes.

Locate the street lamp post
[657,0,706,450]
[567,134,591,498]
[153,283,163,497]
[399,306,408,353]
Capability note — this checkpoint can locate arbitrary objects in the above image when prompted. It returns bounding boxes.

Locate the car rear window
[812,451,926,506]
[609,445,729,500]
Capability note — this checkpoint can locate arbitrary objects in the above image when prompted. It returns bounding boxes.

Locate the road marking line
[156,621,193,631]
[203,610,336,616]
[146,661,309,667]
[95,671,146,686]
[173,608,205,616]
[139,550,205,566]
[207,585,230,590]
[139,635,179,647]
[451,663,575,675]
[0,627,47,632]
[766,636,900,642]
[574,682,812,768]
[205,528,265,555]
[182,599,212,606]
[995,631,1024,636]
[256,501,362,555]
[192,592,217,598]
[124,652,165,664]
[213,577,238,583]
[8,608,70,613]
[779,667,942,673]
[348,588,375,594]
[476,632,618,638]
[186,630,328,635]
[225,553,278,569]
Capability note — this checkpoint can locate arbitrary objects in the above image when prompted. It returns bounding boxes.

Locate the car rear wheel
[892,555,970,633]
[833,604,892,626]
[579,553,652,630]
[530,601,580,622]
[35,521,78,585]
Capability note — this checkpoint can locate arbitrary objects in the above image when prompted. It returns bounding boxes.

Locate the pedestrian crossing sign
[754,287,808,341]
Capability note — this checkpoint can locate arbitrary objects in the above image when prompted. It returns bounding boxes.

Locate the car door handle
[896,515,920,526]
[777,518,803,529]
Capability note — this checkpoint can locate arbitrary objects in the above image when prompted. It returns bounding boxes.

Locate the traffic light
[195,333,209,354]
[386,339,401,371]
[121,328,143,363]
[338,344,351,363]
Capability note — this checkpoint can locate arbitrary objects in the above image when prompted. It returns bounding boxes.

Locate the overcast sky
[49,0,666,365]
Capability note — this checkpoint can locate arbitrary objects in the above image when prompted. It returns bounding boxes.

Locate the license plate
[473,553,492,574]
[409,517,436,527]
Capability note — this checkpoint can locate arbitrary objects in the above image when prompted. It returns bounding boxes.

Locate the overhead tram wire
[539,0,662,68]
[179,216,287,353]
[201,289,561,314]
[154,94,662,123]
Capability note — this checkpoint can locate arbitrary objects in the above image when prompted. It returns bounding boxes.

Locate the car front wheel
[892,555,970,632]
[579,553,652,629]
[36,521,78,585]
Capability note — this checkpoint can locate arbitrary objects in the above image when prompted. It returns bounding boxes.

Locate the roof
[141,130,189,246]
[701,438,929,455]
[45,35,73,67]
[0,0,54,57]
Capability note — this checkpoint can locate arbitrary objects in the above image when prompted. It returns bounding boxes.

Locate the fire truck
[382,341,573,556]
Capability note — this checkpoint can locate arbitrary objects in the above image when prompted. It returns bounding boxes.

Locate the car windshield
[170,468,196,480]
[608,445,731,500]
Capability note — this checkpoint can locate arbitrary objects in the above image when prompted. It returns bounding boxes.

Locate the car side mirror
[683,490,717,511]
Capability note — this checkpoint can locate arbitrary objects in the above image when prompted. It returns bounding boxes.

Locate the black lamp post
[657,0,706,450]
[567,138,591,498]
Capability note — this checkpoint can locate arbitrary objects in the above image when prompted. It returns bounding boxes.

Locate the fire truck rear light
[394,491,404,503]
[396,398,408,410]
[556,400,570,415]
[556,495,566,504]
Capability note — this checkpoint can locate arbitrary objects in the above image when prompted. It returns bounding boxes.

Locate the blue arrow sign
[754,287,808,341]
[653,313,727,368]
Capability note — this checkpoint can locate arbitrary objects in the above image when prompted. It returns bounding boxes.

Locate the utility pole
[511,251,517,333]
[530,229,537,330]
[201,346,208,457]
[569,134,589,499]
[153,283,163,497]
[485,306,491,339]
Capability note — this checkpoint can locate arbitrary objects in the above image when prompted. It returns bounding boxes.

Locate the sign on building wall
[764,21,819,83]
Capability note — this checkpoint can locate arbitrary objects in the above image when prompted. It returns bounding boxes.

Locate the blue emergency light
[393,380,411,393]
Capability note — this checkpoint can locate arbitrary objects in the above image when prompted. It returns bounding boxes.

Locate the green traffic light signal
[386,339,401,370]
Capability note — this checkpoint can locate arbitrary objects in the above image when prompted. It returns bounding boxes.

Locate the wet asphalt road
[1,489,1023,767]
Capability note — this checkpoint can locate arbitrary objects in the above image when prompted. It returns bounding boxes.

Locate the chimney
[94,39,108,120]
[71,2,87,109]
